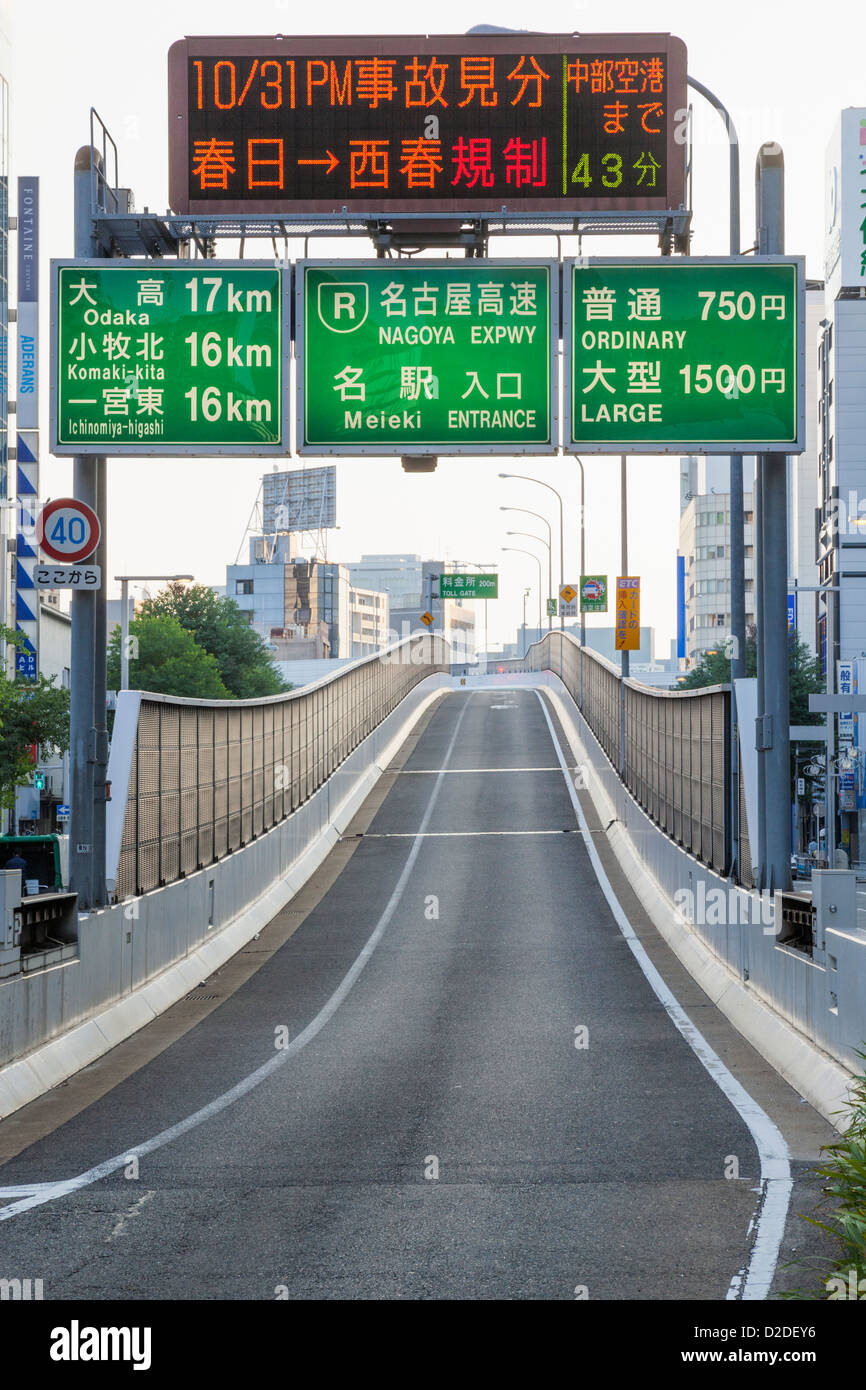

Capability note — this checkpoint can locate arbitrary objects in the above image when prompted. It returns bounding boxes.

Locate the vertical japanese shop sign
[615,576,640,651]
[16,176,39,678]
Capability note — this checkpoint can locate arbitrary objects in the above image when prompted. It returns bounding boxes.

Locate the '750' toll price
[566,258,803,455]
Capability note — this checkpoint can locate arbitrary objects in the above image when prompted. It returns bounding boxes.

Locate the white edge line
[0,698,473,1226]
[534,689,792,1303]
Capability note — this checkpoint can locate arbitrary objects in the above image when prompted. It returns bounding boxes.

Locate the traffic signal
[33,771,46,792]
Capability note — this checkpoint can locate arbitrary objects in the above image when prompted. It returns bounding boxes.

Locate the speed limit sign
[37,498,101,564]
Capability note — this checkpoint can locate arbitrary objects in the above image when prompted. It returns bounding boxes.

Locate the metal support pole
[825,587,836,865]
[620,455,629,776]
[577,457,586,710]
[756,142,791,894]
[120,578,130,691]
[688,75,745,881]
[755,466,766,885]
[70,147,107,910]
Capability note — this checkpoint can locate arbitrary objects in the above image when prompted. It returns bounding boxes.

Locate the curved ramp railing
[107,632,450,900]
[498,632,739,879]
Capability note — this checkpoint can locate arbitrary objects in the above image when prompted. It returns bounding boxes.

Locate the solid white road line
[534,690,792,1303]
[0,699,473,1225]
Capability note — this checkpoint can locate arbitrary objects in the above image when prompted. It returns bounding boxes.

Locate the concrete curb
[539,676,855,1131]
[0,681,449,1123]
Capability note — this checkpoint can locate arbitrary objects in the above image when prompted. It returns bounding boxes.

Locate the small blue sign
[16,650,37,679]
[56,804,70,820]
[787,593,797,633]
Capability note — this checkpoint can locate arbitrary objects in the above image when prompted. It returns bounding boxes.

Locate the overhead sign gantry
[168,33,687,219]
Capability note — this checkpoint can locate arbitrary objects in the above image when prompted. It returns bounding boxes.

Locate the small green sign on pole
[440,573,499,600]
[546,597,557,617]
[51,261,288,455]
[580,575,608,612]
[565,257,803,454]
[298,261,557,456]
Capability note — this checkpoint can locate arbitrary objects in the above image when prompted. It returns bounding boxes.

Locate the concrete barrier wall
[0,674,450,1114]
[509,670,865,1097]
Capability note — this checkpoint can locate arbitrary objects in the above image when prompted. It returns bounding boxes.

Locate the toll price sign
[298,261,556,455]
[168,34,686,216]
[565,257,804,454]
[51,261,288,456]
[440,573,499,599]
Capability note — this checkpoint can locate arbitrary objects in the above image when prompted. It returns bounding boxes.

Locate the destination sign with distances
[51,261,288,455]
[168,33,686,216]
[565,257,804,454]
[440,573,499,599]
[298,261,556,455]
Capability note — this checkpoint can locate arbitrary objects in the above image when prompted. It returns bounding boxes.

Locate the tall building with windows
[678,457,756,666]
[227,538,389,660]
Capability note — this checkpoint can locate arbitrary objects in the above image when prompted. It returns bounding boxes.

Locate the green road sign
[298,261,557,455]
[546,597,557,617]
[565,257,803,454]
[580,574,608,612]
[51,261,288,455]
[440,572,499,599]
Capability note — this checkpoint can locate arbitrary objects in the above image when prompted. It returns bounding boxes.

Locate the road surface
[0,688,835,1299]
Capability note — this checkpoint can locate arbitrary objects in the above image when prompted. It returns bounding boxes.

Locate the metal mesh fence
[116,633,449,900]
[497,634,736,877]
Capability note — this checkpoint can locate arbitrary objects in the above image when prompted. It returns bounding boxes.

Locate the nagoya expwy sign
[51,261,288,456]
[565,257,804,454]
[168,33,687,216]
[297,261,556,455]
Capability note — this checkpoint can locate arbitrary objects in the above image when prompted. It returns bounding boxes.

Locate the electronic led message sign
[168,33,687,216]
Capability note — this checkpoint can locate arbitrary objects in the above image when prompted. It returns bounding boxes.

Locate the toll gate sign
[168,33,687,216]
[51,261,288,455]
[297,260,556,455]
[565,256,804,454]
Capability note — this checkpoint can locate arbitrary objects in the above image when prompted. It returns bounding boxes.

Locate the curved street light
[502,545,543,645]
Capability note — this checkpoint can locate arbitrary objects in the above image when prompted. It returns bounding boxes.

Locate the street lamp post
[505,528,552,629]
[115,575,194,691]
[503,547,543,646]
[499,474,564,629]
[500,505,552,628]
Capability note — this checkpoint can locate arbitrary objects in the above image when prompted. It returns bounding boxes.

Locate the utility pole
[688,75,744,883]
[755,142,792,893]
[70,147,108,910]
[620,455,629,776]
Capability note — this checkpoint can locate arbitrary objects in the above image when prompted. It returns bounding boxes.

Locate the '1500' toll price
[567,258,802,454]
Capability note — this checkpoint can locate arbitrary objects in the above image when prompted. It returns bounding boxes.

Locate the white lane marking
[534,691,792,1303]
[0,699,473,1225]
[397,767,563,774]
[364,830,571,838]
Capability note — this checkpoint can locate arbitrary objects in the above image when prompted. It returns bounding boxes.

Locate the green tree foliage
[679,627,824,725]
[107,615,230,699]
[0,627,70,811]
[139,582,288,697]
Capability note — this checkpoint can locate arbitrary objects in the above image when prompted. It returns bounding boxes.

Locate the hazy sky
[7,0,861,652]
